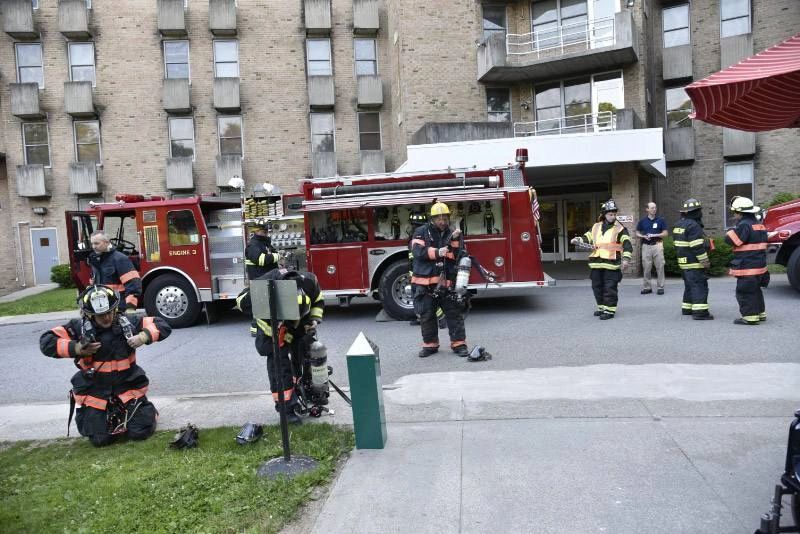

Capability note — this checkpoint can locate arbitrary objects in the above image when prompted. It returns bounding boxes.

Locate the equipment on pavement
[170,423,199,449]
[467,345,492,362]
[236,422,264,445]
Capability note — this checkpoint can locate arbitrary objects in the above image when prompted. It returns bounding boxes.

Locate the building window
[532,71,622,133]
[724,162,754,228]
[721,0,750,38]
[487,88,511,122]
[31,0,38,9]
[358,112,381,151]
[354,38,377,76]
[218,116,243,156]
[213,40,239,78]
[532,0,589,48]
[164,40,190,79]
[662,4,690,48]
[306,39,332,76]
[310,113,335,153]
[482,5,506,42]
[74,120,102,163]
[665,87,692,128]
[68,42,96,86]
[22,122,51,166]
[535,82,562,132]
[168,117,195,159]
[15,43,44,88]
[167,210,200,246]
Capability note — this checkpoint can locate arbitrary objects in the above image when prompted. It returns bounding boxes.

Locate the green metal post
[346,332,387,449]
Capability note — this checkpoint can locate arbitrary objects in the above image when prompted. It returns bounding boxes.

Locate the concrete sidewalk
[0,283,58,303]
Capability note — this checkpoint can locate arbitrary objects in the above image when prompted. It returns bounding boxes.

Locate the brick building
[0,0,797,294]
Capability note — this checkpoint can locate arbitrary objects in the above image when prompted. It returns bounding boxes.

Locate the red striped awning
[686,33,800,132]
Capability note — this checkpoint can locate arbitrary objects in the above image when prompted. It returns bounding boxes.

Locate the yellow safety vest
[589,222,623,260]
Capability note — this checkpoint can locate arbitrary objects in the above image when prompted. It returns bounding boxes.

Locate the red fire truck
[66,151,552,327]
[764,198,800,293]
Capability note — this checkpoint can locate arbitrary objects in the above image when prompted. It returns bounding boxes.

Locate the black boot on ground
[418,347,439,358]
[453,345,470,357]
[599,313,615,320]
[733,318,759,326]
[593,310,603,317]
[693,314,714,320]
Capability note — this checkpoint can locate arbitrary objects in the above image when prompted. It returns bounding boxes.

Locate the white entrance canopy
[397,128,666,178]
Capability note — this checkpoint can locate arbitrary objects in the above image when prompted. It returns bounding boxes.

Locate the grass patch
[768,264,787,274]
[0,424,353,533]
[0,288,78,317]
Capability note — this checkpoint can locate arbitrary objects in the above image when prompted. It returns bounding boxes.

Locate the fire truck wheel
[144,274,201,328]
[379,261,416,321]
[787,246,800,293]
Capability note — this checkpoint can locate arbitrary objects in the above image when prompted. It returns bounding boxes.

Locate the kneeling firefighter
[39,285,171,446]
[238,268,325,423]
[571,199,632,319]
[411,201,471,358]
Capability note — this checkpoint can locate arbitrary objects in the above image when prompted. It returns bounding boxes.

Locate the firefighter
[248,268,325,424]
[39,285,171,446]
[571,199,632,319]
[411,202,469,357]
[408,211,445,328]
[88,230,142,313]
[672,199,713,320]
[245,221,281,335]
[725,196,769,325]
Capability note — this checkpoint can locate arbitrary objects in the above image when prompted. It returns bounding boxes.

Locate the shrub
[50,264,75,288]
[764,192,800,208]
[662,236,732,277]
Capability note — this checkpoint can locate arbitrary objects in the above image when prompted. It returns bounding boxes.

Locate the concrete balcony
[16,164,48,197]
[3,0,37,38]
[303,0,331,34]
[69,161,99,195]
[723,128,755,158]
[10,83,43,119]
[662,44,692,81]
[411,122,513,145]
[163,78,191,112]
[311,151,337,178]
[478,10,638,83]
[58,0,91,39]
[360,150,385,174]
[215,154,242,187]
[64,81,96,117]
[209,0,237,36]
[664,127,694,162]
[357,75,383,107]
[213,77,240,111]
[513,110,627,137]
[308,75,335,108]
[165,157,194,190]
[158,0,186,37]
[353,0,379,35]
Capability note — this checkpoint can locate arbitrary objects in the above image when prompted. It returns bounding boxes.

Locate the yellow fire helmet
[730,196,760,214]
[430,202,451,217]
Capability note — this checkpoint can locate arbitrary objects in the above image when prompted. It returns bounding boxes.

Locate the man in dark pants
[88,230,142,314]
[571,199,632,320]
[39,285,171,446]
[407,211,445,328]
[245,221,280,335]
[411,202,469,358]
[725,196,769,325]
[672,199,714,320]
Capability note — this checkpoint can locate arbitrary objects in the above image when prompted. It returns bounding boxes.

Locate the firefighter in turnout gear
[245,221,281,335]
[571,199,632,319]
[408,211,445,328]
[247,269,325,423]
[39,285,171,446]
[672,199,713,319]
[87,230,142,313]
[411,202,469,357]
[725,196,769,325]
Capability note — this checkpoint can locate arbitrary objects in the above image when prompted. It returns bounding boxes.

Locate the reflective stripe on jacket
[582,221,632,270]
[672,217,709,270]
[724,216,767,277]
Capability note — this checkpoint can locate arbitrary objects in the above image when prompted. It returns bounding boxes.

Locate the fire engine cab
[66,150,553,327]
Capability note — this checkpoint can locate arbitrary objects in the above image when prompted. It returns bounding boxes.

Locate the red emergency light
[516,148,529,163]
[115,194,165,203]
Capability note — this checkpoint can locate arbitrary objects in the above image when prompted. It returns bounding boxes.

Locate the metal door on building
[31,228,59,285]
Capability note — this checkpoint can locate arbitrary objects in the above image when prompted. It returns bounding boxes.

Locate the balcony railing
[514,111,616,137]
[507,17,615,59]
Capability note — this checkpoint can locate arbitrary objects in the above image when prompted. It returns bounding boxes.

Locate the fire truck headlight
[521,232,531,242]
[494,257,504,267]
[327,265,336,275]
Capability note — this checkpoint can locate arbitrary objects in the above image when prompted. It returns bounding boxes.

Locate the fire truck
[66,149,552,327]
[764,197,800,293]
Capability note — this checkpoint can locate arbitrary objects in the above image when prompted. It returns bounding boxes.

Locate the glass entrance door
[538,199,562,262]
[539,194,607,262]
[564,198,595,260]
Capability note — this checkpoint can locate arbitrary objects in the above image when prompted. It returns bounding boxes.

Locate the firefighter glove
[75,341,101,356]
[127,331,148,349]
[304,320,319,333]
[700,259,711,270]
[437,247,449,258]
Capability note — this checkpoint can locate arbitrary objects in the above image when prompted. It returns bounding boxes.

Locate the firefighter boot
[418,347,439,358]
[693,314,714,320]
[733,318,759,326]
[453,345,470,357]
[599,312,615,320]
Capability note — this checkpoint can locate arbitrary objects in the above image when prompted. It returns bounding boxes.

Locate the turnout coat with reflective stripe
[724,215,768,277]
[39,316,171,410]
[582,220,632,270]
[87,250,142,309]
[672,217,709,270]
[245,234,279,280]
[251,269,325,342]
[410,222,461,285]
